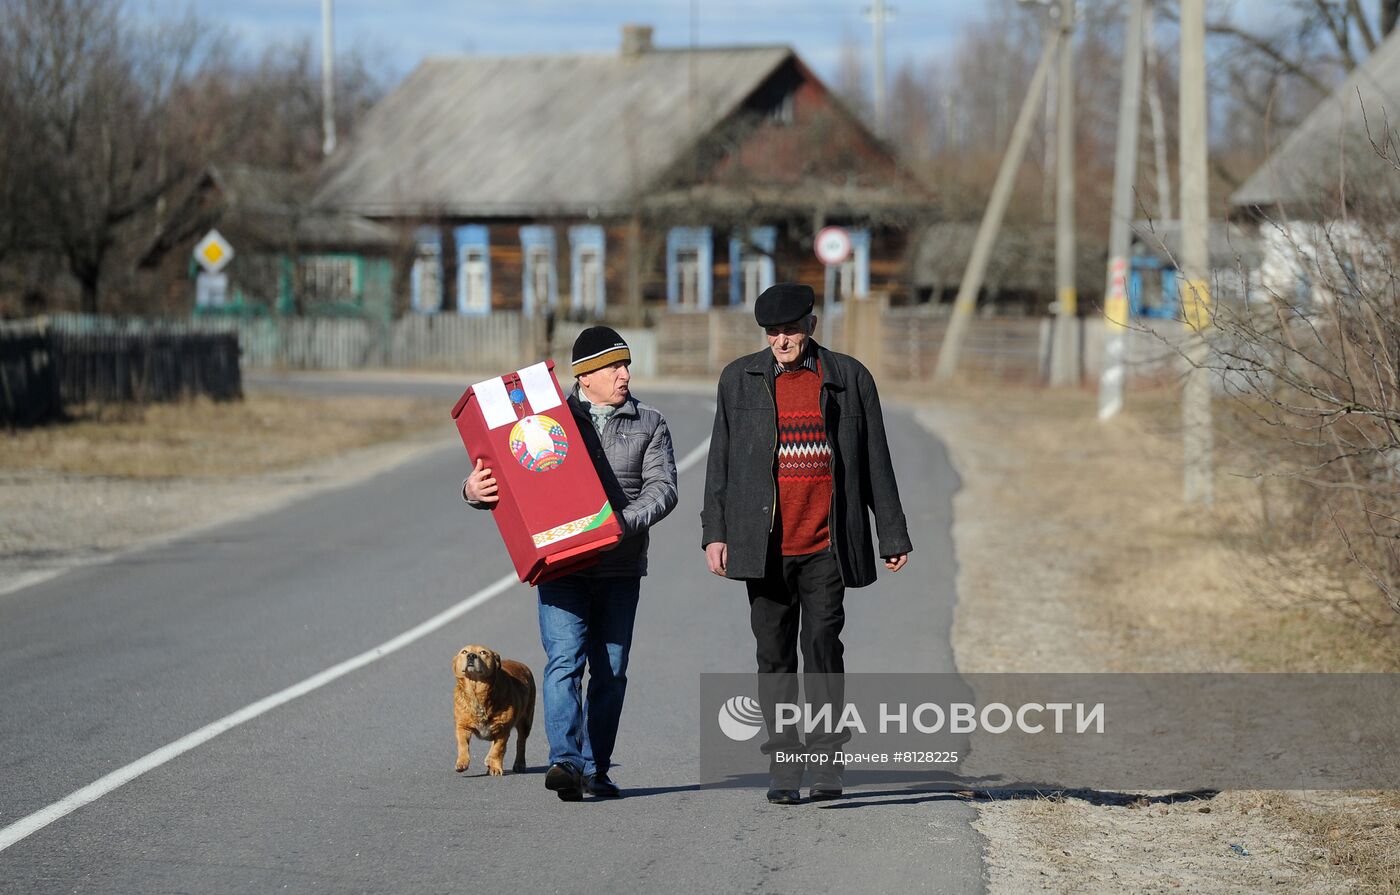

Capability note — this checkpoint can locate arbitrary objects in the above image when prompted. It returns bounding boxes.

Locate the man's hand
[464,458,499,504]
[883,553,909,572]
[705,542,728,577]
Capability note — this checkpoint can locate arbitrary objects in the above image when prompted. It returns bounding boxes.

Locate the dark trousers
[746,546,848,774]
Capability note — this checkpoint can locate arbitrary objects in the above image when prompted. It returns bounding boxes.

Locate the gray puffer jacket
[467,387,677,578]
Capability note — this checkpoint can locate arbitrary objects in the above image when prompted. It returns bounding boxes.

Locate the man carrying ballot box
[465,327,677,801]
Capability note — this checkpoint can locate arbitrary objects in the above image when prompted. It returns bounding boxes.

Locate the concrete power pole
[1097,0,1145,420]
[1180,0,1214,504]
[321,0,336,157]
[1144,1,1173,219]
[867,0,890,135]
[1049,0,1079,386]
[935,29,1061,381]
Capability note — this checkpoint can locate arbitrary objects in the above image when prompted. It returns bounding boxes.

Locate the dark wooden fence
[0,326,241,427]
[0,329,62,427]
[50,332,242,404]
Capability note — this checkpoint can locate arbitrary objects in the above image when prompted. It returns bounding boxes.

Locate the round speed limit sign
[814,226,852,266]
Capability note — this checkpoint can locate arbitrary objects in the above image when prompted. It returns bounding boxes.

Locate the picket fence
[9,313,547,373]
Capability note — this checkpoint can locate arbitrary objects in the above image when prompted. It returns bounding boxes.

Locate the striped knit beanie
[571,326,631,377]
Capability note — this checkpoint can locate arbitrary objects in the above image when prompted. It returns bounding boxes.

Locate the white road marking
[0,434,712,853]
[676,436,711,474]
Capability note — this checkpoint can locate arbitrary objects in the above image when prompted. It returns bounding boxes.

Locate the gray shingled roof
[914,222,1106,294]
[1129,219,1261,269]
[313,47,794,217]
[1232,29,1400,208]
[139,164,396,268]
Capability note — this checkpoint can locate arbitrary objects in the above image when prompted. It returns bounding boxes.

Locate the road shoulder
[918,388,1383,895]
[1,421,449,598]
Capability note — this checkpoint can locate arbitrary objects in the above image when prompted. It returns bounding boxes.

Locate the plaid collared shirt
[774,351,819,376]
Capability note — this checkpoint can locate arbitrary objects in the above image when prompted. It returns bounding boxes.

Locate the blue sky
[137,0,1283,97]
[138,0,989,85]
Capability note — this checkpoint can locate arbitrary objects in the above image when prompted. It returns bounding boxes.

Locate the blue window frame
[410,226,443,313]
[666,226,713,311]
[454,225,491,315]
[568,225,607,316]
[1128,254,1179,319]
[520,226,558,316]
[729,227,776,306]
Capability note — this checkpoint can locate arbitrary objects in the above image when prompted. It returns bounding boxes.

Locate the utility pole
[1098,0,1145,420]
[1180,0,1213,504]
[935,28,1061,381]
[321,0,336,156]
[866,0,890,135]
[1144,1,1172,219]
[1049,0,1079,386]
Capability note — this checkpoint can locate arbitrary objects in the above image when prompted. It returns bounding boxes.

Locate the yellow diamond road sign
[193,229,234,274]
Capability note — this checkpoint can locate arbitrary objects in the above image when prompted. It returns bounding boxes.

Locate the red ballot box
[452,360,622,585]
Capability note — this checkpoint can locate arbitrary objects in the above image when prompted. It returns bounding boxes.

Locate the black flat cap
[754,282,816,327]
[571,325,630,376]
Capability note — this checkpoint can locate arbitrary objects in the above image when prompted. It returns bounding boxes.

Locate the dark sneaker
[766,786,802,805]
[545,762,583,802]
[584,772,621,798]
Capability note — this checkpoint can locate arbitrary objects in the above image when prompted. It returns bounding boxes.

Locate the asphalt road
[0,379,979,893]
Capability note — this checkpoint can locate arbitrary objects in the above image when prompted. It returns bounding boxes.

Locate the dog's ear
[487,649,502,671]
[452,650,465,676]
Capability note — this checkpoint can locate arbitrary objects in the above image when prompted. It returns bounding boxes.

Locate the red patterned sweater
[774,363,832,555]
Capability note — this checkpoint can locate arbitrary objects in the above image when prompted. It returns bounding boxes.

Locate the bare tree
[1155,0,1400,174]
[0,0,228,312]
[0,0,387,314]
[214,38,388,173]
[888,60,937,160]
[834,31,870,124]
[1200,165,1400,627]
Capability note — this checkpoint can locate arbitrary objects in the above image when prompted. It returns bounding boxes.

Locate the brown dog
[452,644,535,776]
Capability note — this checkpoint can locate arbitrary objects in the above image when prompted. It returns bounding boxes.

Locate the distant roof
[313,45,800,217]
[1129,219,1262,269]
[1232,28,1400,208]
[211,164,309,212]
[914,222,1104,294]
[208,165,396,246]
[139,164,396,268]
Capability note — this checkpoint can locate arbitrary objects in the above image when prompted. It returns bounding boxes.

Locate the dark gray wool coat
[701,342,913,587]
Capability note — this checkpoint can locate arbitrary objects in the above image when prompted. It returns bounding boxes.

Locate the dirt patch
[0,389,452,595]
[919,383,1399,894]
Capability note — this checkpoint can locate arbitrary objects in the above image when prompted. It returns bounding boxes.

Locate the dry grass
[924,380,1399,893]
[1260,792,1400,894]
[925,380,1400,674]
[0,391,450,478]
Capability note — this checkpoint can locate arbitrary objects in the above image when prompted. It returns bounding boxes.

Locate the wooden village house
[312,25,933,326]
[1231,24,1400,307]
[139,164,402,320]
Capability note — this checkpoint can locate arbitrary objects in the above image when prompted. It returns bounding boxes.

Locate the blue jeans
[536,576,641,777]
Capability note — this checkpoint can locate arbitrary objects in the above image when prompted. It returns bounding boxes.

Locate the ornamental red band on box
[452,360,622,585]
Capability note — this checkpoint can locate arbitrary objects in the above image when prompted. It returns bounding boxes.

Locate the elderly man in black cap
[465,326,677,801]
[701,282,912,805]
